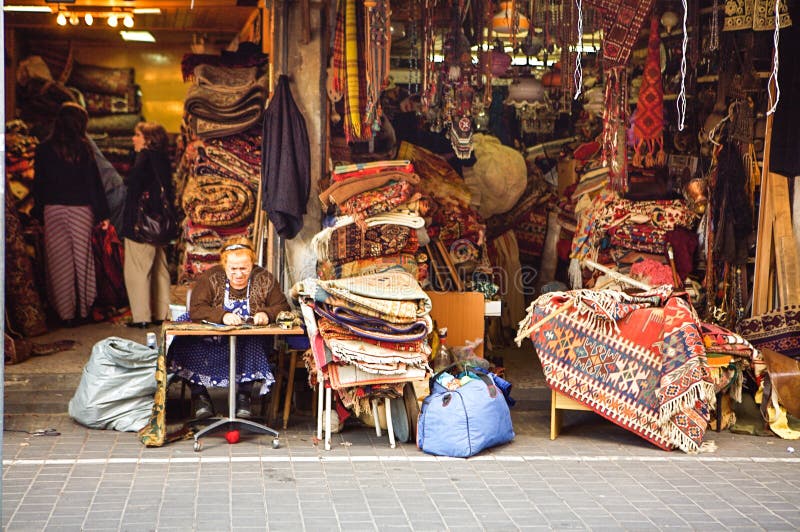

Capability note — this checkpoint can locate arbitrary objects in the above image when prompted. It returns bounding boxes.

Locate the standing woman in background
[33,102,110,327]
[120,121,176,328]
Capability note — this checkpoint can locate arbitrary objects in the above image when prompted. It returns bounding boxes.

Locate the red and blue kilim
[518,288,715,452]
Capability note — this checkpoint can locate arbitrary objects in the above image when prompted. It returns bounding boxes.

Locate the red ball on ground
[225,430,240,444]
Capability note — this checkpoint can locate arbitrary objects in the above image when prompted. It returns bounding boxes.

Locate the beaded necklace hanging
[408,4,421,95]
[422,0,438,112]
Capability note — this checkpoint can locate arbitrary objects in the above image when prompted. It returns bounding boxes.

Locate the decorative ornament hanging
[441,0,477,160]
[573,0,584,100]
[450,115,476,159]
[709,0,720,52]
[676,0,688,131]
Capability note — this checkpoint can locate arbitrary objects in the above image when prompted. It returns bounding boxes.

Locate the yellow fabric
[756,382,800,439]
[344,0,361,140]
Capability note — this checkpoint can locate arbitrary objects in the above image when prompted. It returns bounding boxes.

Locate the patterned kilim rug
[516,287,715,452]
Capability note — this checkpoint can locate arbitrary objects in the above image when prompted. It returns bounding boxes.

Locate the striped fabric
[43,205,97,320]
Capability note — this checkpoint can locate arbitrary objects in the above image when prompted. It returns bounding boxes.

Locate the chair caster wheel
[272,438,280,449]
[194,440,202,452]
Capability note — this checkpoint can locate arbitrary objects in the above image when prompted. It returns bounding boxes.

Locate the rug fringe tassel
[660,380,717,425]
[311,226,334,262]
[699,440,717,453]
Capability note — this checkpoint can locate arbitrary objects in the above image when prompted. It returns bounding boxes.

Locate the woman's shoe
[193,393,215,420]
[235,392,253,419]
[126,321,149,329]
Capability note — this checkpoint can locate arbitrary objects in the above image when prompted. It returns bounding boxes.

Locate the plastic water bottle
[146,332,157,350]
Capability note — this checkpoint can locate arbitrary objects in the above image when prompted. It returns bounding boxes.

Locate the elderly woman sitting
[168,237,290,419]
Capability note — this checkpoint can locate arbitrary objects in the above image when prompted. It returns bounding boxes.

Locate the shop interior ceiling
[3,0,259,46]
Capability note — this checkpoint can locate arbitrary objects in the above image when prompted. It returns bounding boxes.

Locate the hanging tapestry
[632,16,666,168]
[517,288,715,453]
[723,0,792,32]
[585,0,656,68]
[331,0,372,142]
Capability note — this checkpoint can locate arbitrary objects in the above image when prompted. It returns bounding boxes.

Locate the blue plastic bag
[417,364,514,457]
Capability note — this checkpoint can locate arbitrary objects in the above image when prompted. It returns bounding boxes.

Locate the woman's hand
[222,312,243,325]
[100,219,110,230]
[253,312,269,325]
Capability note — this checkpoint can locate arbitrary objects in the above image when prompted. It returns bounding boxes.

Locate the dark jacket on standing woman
[32,140,110,223]
[120,149,175,242]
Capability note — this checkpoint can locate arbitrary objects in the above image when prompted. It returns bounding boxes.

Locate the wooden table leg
[550,389,560,441]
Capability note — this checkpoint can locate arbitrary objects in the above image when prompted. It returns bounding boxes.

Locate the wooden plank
[426,291,485,357]
[752,112,775,316]
[770,172,800,306]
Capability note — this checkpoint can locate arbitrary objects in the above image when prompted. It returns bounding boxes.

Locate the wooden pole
[752,111,775,315]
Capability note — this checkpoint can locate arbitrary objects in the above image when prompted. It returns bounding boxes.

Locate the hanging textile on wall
[364,0,392,136]
[586,0,655,68]
[331,0,373,142]
[723,0,792,32]
[632,15,666,168]
[585,0,655,191]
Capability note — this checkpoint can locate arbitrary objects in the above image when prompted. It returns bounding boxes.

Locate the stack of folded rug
[396,142,486,275]
[297,270,433,415]
[315,160,428,283]
[175,131,260,283]
[5,120,39,218]
[184,64,268,140]
[568,188,698,288]
[298,160,437,413]
[68,62,143,177]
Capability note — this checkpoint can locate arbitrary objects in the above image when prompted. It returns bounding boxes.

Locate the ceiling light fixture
[120,30,155,43]
[492,1,529,39]
[3,5,54,12]
[132,8,161,14]
[53,8,134,28]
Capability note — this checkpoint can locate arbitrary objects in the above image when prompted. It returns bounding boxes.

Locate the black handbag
[133,162,177,245]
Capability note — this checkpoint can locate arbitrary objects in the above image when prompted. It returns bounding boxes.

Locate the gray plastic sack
[68,336,158,432]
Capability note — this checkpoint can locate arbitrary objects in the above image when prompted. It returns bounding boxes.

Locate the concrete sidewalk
[4,406,800,531]
[3,322,800,530]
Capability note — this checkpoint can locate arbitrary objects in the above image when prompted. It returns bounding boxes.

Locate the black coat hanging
[261,74,310,239]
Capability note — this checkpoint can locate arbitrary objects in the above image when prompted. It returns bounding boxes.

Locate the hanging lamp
[492,1,529,38]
